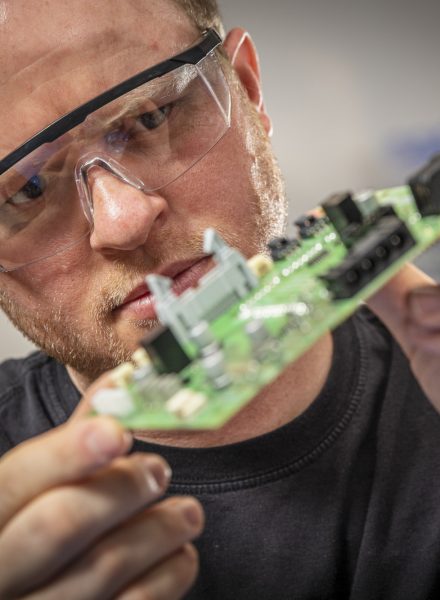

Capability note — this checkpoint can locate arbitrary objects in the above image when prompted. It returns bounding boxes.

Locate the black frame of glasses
[0,28,222,177]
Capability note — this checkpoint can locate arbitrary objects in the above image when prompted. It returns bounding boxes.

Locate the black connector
[294,214,327,239]
[322,192,363,247]
[267,236,300,261]
[322,191,399,250]
[408,154,440,217]
[323,191,363,226]
[141,326,191,374]
[321,215,416,299]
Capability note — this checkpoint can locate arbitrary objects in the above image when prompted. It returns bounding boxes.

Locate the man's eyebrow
[0,132,72,181]
[86,64,198,125]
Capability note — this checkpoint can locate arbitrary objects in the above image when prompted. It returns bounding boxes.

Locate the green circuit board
[92,182,440,430]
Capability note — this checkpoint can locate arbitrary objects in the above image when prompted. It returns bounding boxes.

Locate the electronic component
[356,191,380,220]
[132,348,151,368]
[202,349,231,389]
[294,214,326,239]
[322,191,368,248]
[322,216,416,299]
[91,388,135,418]
[109,362,136,387]
[166,390,207,419]
[248,254,274,277]
[133,372,182,404]
[190,321,216,352]
[322,190,394,250]
[141,325,191,374]
[147,229,258,351]
[323,191,362,239]
[308,249,329,267]
[267,236,300,261]
[90,156,440,431]
[408,154,440,217]
[245,319,270,345]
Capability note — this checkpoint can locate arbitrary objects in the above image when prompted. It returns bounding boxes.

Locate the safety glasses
[0,29,231,272]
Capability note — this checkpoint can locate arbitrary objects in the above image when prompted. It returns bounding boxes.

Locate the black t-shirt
[1,308,440,599]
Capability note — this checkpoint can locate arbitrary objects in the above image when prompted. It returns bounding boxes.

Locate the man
[0,0,440,598]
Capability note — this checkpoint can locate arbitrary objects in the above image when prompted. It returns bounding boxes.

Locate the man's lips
[115,256,213,320]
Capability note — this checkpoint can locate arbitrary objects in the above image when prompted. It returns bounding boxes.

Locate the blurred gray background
[1,0,440,361]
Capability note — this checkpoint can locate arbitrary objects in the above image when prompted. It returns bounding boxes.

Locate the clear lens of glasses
[0,51,231,272]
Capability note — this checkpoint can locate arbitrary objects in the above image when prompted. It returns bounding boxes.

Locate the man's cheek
[3,271,88,328]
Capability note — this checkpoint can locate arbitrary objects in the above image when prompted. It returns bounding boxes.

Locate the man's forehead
[0,0,197,151]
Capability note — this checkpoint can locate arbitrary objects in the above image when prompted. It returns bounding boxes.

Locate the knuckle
[26,492,81,549]
[157,497,204,541]
[166,497,204,534]
[118,588,154,600]
[116,546,199,600]
[0,436,51,513]
[156,505,189,538]
[140,499,203,553]
[88,540,130,583]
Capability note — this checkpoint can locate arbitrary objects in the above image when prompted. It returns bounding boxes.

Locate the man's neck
[68,332,334,448]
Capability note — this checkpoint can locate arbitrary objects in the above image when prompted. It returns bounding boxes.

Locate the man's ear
[223,27,273,136]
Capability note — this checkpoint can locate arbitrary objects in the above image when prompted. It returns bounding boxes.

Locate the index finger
[0,415,132,532]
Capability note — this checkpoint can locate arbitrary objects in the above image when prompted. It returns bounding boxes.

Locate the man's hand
[367,263,440,412]
[0,375,204,600]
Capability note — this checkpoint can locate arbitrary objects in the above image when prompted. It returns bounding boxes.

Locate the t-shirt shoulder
[0,351,52,399]
[0,352,79,457]
[355,304,391,336]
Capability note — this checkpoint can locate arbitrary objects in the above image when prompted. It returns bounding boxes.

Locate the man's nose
[86,168,167,253]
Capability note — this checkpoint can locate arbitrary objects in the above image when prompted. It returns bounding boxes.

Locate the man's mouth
[114,255,214,321]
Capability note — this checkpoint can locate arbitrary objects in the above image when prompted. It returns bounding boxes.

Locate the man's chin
[16,315,150,386]
[66,319,158,384]
[111,315,160,351]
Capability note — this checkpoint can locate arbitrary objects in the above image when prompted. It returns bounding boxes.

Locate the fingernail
[141,457,172,493]
[84,420,131,464]
[180,500,202,527]
[409,286,440,319]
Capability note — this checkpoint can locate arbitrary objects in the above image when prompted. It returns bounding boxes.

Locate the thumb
[407,285,440,328]
[366,263,436,358]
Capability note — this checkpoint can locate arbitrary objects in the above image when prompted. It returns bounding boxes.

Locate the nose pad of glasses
[74,153,147,224]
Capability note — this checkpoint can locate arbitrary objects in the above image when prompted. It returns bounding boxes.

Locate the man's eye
[7,175,45,206]
[138,105,172,130]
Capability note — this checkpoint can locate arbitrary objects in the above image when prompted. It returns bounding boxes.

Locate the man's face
[0,0,286,381]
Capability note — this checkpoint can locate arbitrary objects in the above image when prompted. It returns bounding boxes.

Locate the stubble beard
[0,102,287,383]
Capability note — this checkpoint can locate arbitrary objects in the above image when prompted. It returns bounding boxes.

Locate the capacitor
[202,350,231,389]
[245,319,269,346]
[190,321,215,350]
